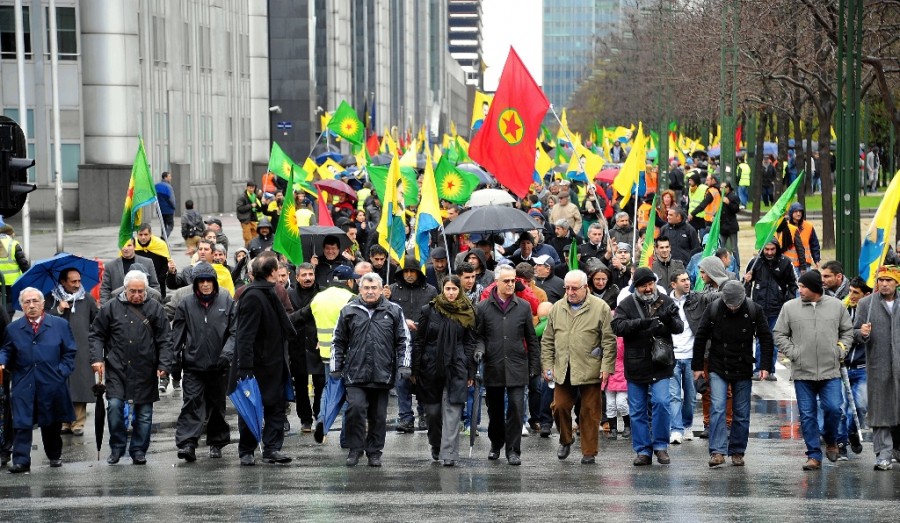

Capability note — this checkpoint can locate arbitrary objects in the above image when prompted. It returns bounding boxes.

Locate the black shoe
[172,379,182,391]
[49,459,62,468]
[507,454,521,466]
[314,420,325,443]
[158,376,169,393]
[132,453,147,465]
[698,427,710,439]
[0,453,10,467]
[7,463,30,474]
[633,454,652,466]
[367,455,382,467]
[177,446,197,462]
[621,426,632,438]
[431,446,440,461]
[557,443,572,460]
[540,424,551,438]
[488,447,501,460]
[581,455,596,465]
[443,460,455,467]
[346,450,362,467]
[262,451,293,464]
[106,452,123,465]
[607,428,618,440]
[60,426,73,435]
[209,446,222,459]
[849,432,863,454]
[396,420,415,434]
[654,450,671,464]
[418,415,428,431]
[240,454,255,466]
[283,420,291,433]
[301,422,312,433]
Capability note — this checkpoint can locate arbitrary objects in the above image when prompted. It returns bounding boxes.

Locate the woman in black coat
[719,182,741,268]
[411,275,477,467]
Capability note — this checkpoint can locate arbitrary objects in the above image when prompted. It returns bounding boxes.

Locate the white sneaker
[521,425,530,437]
[683,430,694,441]
[670,431,683,444]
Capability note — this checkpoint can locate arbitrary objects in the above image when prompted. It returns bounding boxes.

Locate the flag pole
[631,183,640,266]
[305,129,327,166]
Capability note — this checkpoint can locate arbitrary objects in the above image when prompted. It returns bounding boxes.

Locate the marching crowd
[1,163,900,475]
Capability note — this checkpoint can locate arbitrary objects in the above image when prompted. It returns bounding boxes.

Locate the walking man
[541,270,616,464]
[773,270,854,470]
[172,262,235,462]
[331,273,410,467]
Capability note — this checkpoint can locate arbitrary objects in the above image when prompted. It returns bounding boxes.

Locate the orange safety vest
[703,186,721,223]
[781,222,814,268]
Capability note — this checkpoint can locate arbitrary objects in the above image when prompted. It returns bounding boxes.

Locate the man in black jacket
[475,264,540,466]
[744,240,797,380]
[692,281,773,467]
[659,206,700,266]
[287,263,323,433]
[534,255,565,303]
[612,267,684,467]
[171,262,236,462]
[331,272,410,467]
[388,256,438,433]
[228,255,296,466]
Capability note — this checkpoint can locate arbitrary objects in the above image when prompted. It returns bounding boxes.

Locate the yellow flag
[317,158,343,180]
[612,122,647,207]
[382,133,399,157]
[535,141,555,178]
[320,112,331,133]
[433,144,443,163]
[399,139,419,168]
[470,91,494,130]
[302,158,318,181]
[574,141,604,180]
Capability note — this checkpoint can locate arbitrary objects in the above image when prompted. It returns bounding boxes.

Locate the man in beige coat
[541,270,617,464]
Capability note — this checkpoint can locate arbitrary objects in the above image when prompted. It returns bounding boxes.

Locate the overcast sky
[481,0,543,91]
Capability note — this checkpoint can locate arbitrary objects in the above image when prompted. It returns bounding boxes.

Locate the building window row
[0,6,77,60]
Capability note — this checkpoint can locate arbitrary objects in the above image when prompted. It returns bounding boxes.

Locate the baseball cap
[331,265,360,281]
[533,255,553,267]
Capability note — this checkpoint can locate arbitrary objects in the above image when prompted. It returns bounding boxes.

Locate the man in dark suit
[100,238,160,304]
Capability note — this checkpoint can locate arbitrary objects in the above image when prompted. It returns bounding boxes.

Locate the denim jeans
[794,378,842,460]
[838,368,868,443]
[395,374,423,424]
[738,186,749,207]
[539,379,554,427]
[669,359,695,433]
[108,399,153,457]
[761,186,774,206]
[755,316,779,373]
[628,379,672,456]
[709,373,751,456]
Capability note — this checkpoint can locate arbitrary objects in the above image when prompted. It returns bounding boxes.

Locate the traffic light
[0,116,36,218]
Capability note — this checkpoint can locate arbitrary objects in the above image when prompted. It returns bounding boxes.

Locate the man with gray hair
[609,212,634,246]
[90,270,174,465]
[475,264,540,465]
[331,272,411,467]
[542,270,617,464]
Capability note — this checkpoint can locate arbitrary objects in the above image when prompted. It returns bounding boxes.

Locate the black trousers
[13,422,62,467]
[345,386,389,457]
[0,370,11,455]
[289,349,325,425]
[175,369,231,449]
[238,396,286,456]
[485,385,525,458]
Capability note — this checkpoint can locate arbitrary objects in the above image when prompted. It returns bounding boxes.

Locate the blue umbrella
[10,253,100,310]
[319,374,346,437]
[229,376,265,446]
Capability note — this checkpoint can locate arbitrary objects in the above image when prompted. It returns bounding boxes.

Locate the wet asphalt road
[4,219,900,521]
[1,374,899,522]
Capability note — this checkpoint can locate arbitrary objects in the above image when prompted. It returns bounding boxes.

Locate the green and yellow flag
[368,164,419,207]
[694,204,723,291]
[433,157,479,204]
[118,139,158,248]
[267,142,295,181]
[273,167,304,265]
[639,193,658,267]
[326,101,364,145]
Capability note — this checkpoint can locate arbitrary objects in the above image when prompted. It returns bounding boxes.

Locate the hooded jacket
[744,240,798,316]
[248,218,274,258]
[697,256,730,289]
[171,262,236,372]
[462,248,495,288]
[658,207,700,265]
[331,295,410,389]
[787,202,820,265]
[692,297,774,379]
[388,256,438,340]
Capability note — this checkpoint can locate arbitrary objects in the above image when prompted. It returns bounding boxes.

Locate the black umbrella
[443,206,541,236]
[370,154,393,166]
[93,372,105,461]
[299,226,351,257]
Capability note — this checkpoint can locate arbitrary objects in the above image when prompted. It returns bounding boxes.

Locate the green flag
[267,142,295,181]
[434,157,479,204]
[368,164,419,207]
[639,193,658,267]
[327,101,364,145]
[272,168,304,265]
[568,237,579,271]
[754,171,805,250]
[118,140,158,248]
[693,203,723,291]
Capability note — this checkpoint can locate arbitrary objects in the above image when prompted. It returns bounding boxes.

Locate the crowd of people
[0,159,898,475]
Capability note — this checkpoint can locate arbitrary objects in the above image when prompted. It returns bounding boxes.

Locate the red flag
[366,131,380,156]
[735,125,743,149]
[469,47,549,198]
[316,189,334,226]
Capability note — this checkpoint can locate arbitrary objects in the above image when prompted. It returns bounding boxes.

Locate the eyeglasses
[500,278,517,284]
[564,285,585,292]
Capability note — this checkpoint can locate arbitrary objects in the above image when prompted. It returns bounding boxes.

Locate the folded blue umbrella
[320,374,346,437]
[229,376,264,444]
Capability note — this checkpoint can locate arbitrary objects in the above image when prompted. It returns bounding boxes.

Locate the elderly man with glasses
[474,264,540,466]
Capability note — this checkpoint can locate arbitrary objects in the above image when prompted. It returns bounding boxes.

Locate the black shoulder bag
[632,296,674,367]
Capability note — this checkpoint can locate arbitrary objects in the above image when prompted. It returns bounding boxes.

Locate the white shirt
[670,293,694,359]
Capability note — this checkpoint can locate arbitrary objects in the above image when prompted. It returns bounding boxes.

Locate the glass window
[48,143,80,183]
[2,108,35,139]
[0,6,31,59]
[45,6,77,60]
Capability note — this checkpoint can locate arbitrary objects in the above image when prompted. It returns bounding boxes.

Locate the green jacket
[773,295,854,381]
[541,294,617,386]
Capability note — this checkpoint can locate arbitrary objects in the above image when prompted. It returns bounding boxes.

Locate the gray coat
[773,296,854,381]
[45,291,98,403]
[854,293,900,427]
[100,255,160,304]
